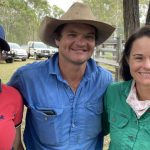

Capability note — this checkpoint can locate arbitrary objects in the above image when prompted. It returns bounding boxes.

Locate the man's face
[55,23,96,66]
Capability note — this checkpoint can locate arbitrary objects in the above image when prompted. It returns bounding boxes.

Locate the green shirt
[103,80,150,150]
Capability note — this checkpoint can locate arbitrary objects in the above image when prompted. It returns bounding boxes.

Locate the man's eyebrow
[66,29,80,33]
[87,32,95,35]
[66,31,95,36]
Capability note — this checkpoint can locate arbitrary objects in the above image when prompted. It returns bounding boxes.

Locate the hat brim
[39,17,115,47]
[0,38,10,51]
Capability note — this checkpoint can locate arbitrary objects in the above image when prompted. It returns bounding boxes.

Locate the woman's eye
[68,33,76,37]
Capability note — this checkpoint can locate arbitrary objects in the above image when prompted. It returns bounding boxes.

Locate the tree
[83,0,123,28]
[123,0,140,40]
[146,1,150,25]
[0,0,64,44]
[83,0,149,40]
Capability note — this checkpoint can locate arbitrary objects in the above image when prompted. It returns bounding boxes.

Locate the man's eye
[86,35,95,40]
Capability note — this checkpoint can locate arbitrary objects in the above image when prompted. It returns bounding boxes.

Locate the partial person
[8,2,115,150]
[0,25,24,150]
[103,25,150,150]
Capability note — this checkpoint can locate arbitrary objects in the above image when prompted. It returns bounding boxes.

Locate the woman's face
[128,36,150,87]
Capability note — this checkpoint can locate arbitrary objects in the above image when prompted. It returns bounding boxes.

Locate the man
[8,2,115,150]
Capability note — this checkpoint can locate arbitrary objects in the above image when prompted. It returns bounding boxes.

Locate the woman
[0,25,24,150]
[103,25,150,150]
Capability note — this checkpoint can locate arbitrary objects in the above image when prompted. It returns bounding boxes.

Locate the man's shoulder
[97,65,111,74]
[18,59,49,73]
[95,65,112,79]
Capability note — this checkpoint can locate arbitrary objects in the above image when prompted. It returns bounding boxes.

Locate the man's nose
[75,37,86,46]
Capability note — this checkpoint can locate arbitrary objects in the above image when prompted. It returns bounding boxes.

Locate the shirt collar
[48,53,98,82]
[126,80,150,118]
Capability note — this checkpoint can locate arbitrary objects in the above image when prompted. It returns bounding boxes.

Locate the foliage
[82,0,123,37]
[82,0,150,38]
[0,0,149,44]
[0,0,64,45]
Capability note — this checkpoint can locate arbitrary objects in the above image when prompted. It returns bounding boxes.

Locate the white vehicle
[8,42,28,61]
[27,41,52,60]
[48,46,58,55]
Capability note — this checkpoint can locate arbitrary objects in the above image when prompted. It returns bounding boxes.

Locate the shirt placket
[65,83,83,144]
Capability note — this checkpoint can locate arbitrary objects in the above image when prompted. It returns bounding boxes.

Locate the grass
[0,58,110,150]
[0,59,35,83]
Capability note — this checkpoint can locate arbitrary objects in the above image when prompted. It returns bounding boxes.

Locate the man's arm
[13,126,24,150]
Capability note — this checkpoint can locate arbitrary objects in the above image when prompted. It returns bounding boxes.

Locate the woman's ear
[55,39,59,47]
[125,56,129,64]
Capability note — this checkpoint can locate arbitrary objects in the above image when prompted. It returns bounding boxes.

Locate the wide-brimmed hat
[0,25,10,51]
[39,2,115,47]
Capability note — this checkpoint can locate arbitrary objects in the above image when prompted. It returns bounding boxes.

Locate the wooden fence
[94,37,123,81]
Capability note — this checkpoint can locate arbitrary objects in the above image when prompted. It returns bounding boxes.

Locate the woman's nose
[143,59,150,69]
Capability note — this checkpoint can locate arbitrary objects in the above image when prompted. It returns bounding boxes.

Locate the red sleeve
[13,89,24,127]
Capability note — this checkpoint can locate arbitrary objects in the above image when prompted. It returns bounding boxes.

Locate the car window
[34,42,47,49]
[9,43,20,49]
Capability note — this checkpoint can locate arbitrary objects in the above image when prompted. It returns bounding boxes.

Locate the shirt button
[111,117,116,122]
[128,135,134,141]
[44,117,48,120]
[72,123,76,128]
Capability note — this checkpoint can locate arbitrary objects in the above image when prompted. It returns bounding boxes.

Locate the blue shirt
[8,53,112,150]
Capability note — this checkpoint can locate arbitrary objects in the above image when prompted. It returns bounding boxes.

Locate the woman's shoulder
[108,80,132,90]
[105,80,132,97]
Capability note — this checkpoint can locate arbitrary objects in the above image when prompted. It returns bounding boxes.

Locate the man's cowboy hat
[39,2,115,47]
[0,25,10,51]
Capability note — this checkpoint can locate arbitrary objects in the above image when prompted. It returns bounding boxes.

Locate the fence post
[116,37,122,62]
[116,37,122,81]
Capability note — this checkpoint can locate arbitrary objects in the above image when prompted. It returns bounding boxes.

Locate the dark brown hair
[120,25,150,81]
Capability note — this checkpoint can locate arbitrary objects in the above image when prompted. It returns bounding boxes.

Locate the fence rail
[94,37,123,81]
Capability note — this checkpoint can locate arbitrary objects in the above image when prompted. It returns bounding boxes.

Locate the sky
[48,0,80,11]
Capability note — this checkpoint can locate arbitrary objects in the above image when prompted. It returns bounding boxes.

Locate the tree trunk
[123,0,140,40]
[146,2,150,25]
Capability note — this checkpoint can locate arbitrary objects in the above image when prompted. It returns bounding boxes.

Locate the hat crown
[0,25,10,51]
[0,25,6,41]
[39,2,115,48]
[60,2,96,21]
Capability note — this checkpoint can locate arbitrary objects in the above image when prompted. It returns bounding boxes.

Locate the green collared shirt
[103,80,150,150]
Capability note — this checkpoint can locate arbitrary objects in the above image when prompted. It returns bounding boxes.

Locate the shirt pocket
[29,107,65,145]
[108,110,129,149]
[84,102,103,138]
[109,110,129,129]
